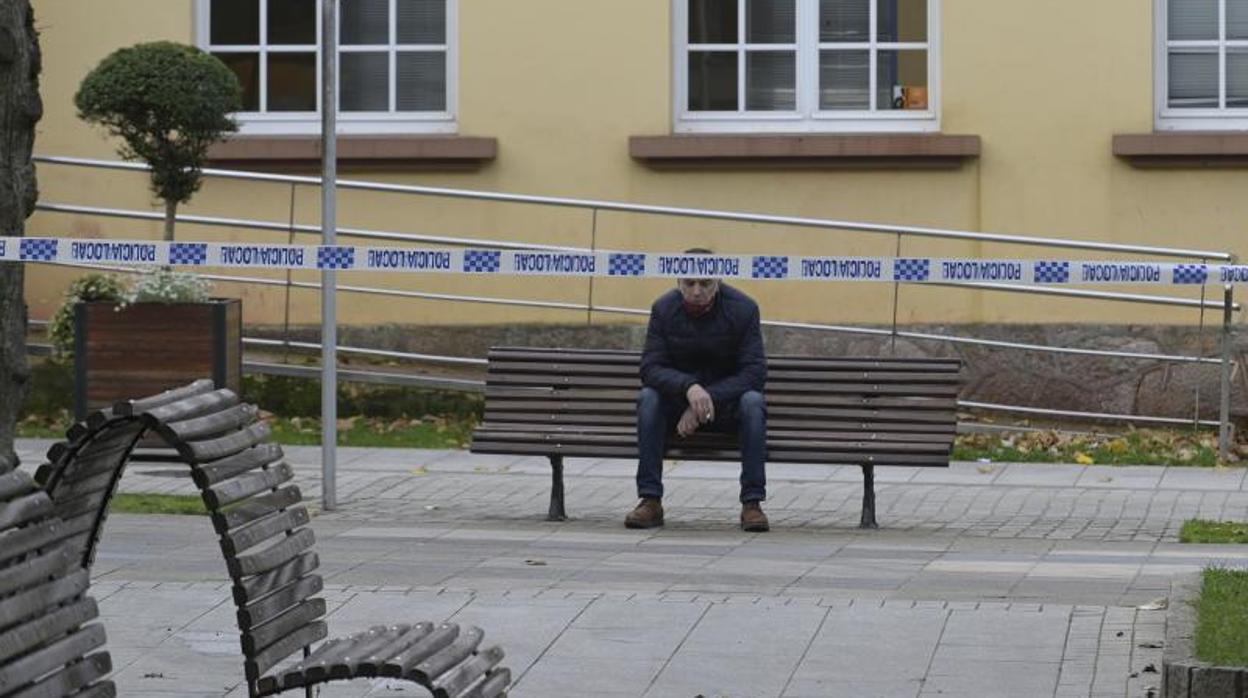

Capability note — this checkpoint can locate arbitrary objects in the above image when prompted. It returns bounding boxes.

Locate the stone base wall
[249,323,1247,424]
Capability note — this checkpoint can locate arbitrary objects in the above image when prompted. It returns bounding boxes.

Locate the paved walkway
[13,439,1248,697]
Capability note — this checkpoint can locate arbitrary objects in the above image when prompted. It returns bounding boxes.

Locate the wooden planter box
[73,299,242,420]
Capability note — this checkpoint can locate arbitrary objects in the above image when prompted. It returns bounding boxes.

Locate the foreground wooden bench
[471,347,962,528]
[33,380,510,698]
[0,469,114,698]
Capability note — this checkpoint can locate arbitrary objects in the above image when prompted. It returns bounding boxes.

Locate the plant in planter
[68,43,244,418]
[75,41,241,240]
[47,273,127,359]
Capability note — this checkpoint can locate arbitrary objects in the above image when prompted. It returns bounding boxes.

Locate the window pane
[1168,51,1218,108]
[1229,50,1248,107]
[214,53,260,110]
[211,0,259,45]
[341,52,389,111]
[267,53,317,111]
[689,51,738,110]
[821,0,869,42]
[342,0,389,44]
[747,0,795,43]
[819,49,868,109]
[689,0,737,44]
[397,52,447,111]
[269,0,315,44]
[877,49,927,109]
[1168,0,1217,40]
[878,0,927,43]
[746,51,795,109]
[1230,0,1248,39]
[398,0,445,44]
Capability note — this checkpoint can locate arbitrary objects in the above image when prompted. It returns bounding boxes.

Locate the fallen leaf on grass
[1074,452,1095,465]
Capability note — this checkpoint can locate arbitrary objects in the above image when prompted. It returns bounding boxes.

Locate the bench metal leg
[859,464,879,529]
[547,455,568,521]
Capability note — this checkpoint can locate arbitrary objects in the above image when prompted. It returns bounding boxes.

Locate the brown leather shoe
[625,498,664,529]
[741,501,769,532]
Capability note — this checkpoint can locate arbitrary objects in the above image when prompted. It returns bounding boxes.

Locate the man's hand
[676,407,701,438]
[686,384,714,424]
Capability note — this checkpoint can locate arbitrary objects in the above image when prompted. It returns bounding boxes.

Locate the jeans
[635,386,767,503]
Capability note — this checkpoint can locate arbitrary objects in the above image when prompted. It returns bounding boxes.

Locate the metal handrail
[33,155,1238,261]
[38,260,1227,365]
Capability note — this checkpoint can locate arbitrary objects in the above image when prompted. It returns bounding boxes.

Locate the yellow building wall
[22,0,1239,330]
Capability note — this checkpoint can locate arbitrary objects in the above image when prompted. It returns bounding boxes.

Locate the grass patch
[1181,519,1248,544]
[265,415,474,448]
[111,493,207,516]
[954,429,1223,467]
[1195,566,1248,666]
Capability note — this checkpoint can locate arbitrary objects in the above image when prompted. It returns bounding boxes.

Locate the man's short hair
[684,247,714,255]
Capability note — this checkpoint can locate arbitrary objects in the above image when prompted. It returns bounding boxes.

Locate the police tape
[4,236,1246,285]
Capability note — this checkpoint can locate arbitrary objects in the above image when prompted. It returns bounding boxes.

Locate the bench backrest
[474,347,962,466]
[35,380,327,690]
[0,468,114,697]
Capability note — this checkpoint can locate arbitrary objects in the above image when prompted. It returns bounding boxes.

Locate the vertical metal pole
[320,0,338,511]
[1220,284,1234,461]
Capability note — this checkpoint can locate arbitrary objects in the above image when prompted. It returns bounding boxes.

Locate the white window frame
[194,0,457,136]
[1155,0,1248,131]
[673,0,941,134]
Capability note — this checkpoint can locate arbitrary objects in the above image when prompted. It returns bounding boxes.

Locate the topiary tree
[75,41,241,241]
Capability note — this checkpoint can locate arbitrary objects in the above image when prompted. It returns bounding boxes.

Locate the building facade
[23,0,1248,334]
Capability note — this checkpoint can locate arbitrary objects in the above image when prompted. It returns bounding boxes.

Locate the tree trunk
[0,0,42,474]
[164,197,176,241]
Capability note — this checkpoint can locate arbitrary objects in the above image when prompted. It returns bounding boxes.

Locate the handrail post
[1220,284,1235,461]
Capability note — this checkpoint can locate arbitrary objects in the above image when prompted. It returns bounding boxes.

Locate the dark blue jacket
[640,284,766,407]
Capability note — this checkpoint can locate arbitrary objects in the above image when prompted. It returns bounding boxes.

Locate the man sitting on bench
[626,248,770,532]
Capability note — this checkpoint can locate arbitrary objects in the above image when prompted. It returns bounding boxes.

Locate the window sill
[629,134,981,169]
[1113,132,1248,166]
[205,135,497,168]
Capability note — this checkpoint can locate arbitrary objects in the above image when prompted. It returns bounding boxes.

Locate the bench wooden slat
[471,440,951,465]
[409,625,484,684]
[228,528,316,579]
[432,645,504,698]
[192,444,285,489]
[0,546,73,599]
[303,625,396,682]
[486,373,959,396]
[221,506,311,557]
[137,388,241,425]
[50,472,116,503]
[0,470,34,503]
[162,403,259,443]
[489,347,959,366]
[6,653,111,698]
[242,598,327,655]
[0,493,54,532]
[245,620,328,681]
[0,518,71,569]
[358,622,434,674]
[0,598,99,665]
[471,430,949,453]
[481,412,956,433]
[488,361,959,383]
[0,570,90,632]
[484,388,958,410]
[205,462,294,510]
[234,552,320,606]
[380,624,459,678]
[50,491,110,524]
[113,378,216,416]
[184,422,273,464]
[237,574,323,630]
[461,668,510,698]
[0,624,106,693]
[477,423,953,444]
[212,486,303,535]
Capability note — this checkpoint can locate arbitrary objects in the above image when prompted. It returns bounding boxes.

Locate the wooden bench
[33,380,511,698]
[0,468,114,698]
[471,347,962,528]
